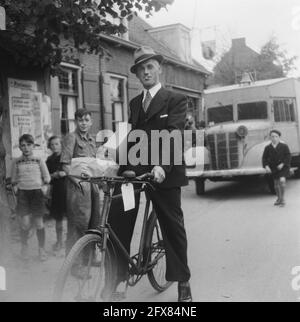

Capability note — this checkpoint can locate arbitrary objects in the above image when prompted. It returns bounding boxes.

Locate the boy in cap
[262,130,291,207]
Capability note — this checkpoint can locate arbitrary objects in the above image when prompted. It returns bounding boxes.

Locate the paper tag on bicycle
[121,183,135,212]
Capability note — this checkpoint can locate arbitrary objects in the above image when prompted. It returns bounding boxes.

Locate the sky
[141,0,300,75]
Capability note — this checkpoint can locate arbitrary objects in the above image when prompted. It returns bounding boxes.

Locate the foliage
[254,36,298,79]
[0,0,170,74]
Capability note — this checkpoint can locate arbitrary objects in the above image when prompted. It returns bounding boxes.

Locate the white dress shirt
[142,82,162,103]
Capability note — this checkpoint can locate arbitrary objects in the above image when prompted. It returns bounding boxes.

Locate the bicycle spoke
[92,245,106,300]
[147,213,172,292]
[54,236,114,302]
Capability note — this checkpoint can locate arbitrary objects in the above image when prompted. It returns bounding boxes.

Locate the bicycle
[53,171,172,302]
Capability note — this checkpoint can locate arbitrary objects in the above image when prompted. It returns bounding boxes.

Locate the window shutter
[102,73,113,130]
[82,72,101,133]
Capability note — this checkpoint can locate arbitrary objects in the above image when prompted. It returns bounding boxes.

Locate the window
[109,76,127,131]
[58,66,80,134]
[207,105,233,124]
[238,101,268,120]
[59,69,78,93]
[273,99,296,122]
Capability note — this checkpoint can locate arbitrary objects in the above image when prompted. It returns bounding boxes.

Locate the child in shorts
[46,136,66,252]
[262,130,291,207]
[11,134,51,261]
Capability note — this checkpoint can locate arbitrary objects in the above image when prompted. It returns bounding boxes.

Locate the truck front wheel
[195,178,205,196]
[294,168,300,178]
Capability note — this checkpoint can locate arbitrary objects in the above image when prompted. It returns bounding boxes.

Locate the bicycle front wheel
[53,233,116,302]
[145,211,173,292]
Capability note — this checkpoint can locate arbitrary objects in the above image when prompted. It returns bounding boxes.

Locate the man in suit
[107,46,192,302]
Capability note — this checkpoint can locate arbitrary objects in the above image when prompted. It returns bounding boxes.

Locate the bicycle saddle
[121,170,136,179]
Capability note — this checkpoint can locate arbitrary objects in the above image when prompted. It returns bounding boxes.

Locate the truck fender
[241,141,270,168]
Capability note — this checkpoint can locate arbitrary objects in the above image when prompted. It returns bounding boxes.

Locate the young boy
[60,109,98,255]
[46,136,66,252]
[262,130,291,207]
[11,134,51,261]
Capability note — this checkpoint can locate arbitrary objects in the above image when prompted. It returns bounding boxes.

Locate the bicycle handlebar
[68,172,155,185]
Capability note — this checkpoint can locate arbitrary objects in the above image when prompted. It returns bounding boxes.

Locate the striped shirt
[11,155,51,190]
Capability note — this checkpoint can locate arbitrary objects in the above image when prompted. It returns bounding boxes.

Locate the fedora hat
[130,46,164,73]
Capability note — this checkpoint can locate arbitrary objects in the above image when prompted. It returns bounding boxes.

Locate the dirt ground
[0,218,67,302]
[0,196,147,302]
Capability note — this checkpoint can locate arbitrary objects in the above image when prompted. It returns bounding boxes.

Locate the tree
[0,0,172,74]
[208,50,237,86]
[253,36,298,80]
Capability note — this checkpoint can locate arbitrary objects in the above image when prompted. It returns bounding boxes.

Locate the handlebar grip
[147,173,155,180]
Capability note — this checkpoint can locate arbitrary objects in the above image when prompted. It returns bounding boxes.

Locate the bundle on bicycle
[53,171,172,302]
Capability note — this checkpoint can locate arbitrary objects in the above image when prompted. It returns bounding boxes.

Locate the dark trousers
[108,185,191,283]
[65,178,101,254]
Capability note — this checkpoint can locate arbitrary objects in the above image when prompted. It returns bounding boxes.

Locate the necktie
[143,90,152,112]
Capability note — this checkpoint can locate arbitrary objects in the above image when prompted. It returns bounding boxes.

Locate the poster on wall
[8,78,44,158]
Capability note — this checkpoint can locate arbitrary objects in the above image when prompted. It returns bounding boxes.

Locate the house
[0,16,209,175]
[98,16,210,131]
[209,37,282,86]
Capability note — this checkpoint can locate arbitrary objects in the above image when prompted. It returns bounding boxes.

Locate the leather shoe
[178,281,192,302]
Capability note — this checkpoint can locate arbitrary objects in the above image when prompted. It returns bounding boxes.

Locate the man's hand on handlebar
[81,170,91,179]
[151,166,166,184]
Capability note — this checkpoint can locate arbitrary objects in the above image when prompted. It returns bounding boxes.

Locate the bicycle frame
[53,174,171,302]
[83,176,155,281]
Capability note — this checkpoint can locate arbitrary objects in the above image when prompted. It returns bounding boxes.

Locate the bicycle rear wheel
[53,233,116,302]
[145,211,173,292]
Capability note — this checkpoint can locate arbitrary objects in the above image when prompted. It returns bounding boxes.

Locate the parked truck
[186,77,300,195]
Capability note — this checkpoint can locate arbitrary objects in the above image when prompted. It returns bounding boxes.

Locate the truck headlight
[236,125,248,138]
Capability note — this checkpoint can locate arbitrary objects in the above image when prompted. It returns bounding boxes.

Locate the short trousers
[16,189,46,218]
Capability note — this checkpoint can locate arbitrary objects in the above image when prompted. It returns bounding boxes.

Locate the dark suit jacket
[123,87,188,188]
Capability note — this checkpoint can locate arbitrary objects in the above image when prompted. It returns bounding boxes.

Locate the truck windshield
[207,105,233,124]
[238,101,268,120]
